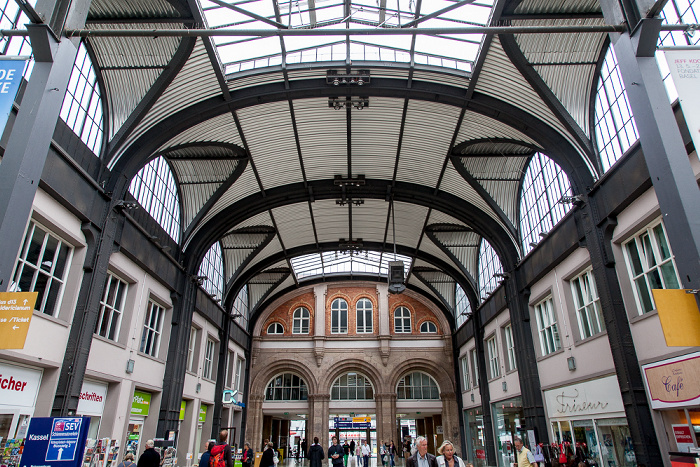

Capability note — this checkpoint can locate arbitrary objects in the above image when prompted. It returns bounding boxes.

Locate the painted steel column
[212,311,233,437]
[575,202,663,465]
[472,315,496,464]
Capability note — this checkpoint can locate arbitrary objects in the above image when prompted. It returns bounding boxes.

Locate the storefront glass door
[595,418,636,467]
[492,397,523,467]
[572,419,601,465]
[0,414,13,441]
[126,419,144,456]
[465,409,486,467]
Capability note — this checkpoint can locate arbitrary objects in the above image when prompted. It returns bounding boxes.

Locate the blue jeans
[363,456,369,467]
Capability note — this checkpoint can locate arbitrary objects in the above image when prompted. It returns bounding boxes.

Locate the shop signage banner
[199,405,207,423]
[77,380,107,416]
[0,58,27,135]
[131,390,152,416]
[179,401,186,421]
[0,291,38,349]
[19,416,90,467]
[672,424,696,453]
[0,361,42,408]
[543,375,625,418]
[665,49,700,159]
[642,351,700,409]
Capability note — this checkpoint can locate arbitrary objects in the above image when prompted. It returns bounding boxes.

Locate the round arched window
[397,371,440,400]
[331,298,348,333]
[265,373,308,401]
[331,372,374,400]
[420,321,437,333]
[267,322,284,334]
[394,306,411,333]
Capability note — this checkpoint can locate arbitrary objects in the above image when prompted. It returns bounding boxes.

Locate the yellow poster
[0,292,37,349]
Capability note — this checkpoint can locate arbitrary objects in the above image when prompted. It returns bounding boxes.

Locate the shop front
[463,407,486,467]
[544,375,635,466]
[642,351,700,458]
[491,397,525,467]
[0,361,42,441]
[127,390,153,456]
[77,379,108,441]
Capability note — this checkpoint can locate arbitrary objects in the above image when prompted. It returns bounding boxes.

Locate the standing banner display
[0,58,27,134]
[19,417,91,467]
[665,49,700,156]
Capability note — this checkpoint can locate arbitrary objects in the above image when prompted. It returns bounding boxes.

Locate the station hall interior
[0,0,699,466]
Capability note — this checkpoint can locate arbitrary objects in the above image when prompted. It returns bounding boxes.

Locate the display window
[126,419,144,456]
[464,408,486,467]
[491,397,524,467]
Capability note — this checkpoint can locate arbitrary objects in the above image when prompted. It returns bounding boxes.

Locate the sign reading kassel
[544,375,625,418]
[0,361,42,408]
[665,49,700,159]
[642,351,700,409]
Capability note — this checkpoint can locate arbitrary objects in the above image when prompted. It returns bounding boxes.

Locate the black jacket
[307,443,325,467]
[242,448,254,466]
[261,448,275,467]
[328,444,344,465]
[406,452,439,467]
[137,448,160,467]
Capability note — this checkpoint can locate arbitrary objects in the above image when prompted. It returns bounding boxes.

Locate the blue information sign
[19,417,90,467]
[0,59,27,134]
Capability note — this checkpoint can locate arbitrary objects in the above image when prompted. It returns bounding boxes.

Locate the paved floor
[282,457,404,467]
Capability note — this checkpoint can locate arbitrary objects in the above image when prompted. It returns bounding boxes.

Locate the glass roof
[290,250,413,281]
[200,0,495,74]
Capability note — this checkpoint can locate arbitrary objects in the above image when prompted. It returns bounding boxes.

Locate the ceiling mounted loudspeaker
[388,261,406,294]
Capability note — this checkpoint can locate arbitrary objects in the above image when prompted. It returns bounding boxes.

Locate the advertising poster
[665,49,700,158]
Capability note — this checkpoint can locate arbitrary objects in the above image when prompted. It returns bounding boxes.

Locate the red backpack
[210,445,226,467]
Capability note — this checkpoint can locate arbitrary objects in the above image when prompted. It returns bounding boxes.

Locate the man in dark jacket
[210,430,234,467]
[328,436,344,467]
[307,437,325,467]
[406,437,438,467]
[137,440,160,467]
[200,441,213,467]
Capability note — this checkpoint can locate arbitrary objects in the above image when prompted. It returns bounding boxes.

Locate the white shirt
[361,445,371,456]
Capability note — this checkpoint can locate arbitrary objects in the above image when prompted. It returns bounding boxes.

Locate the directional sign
[0,292,37,349]
[0,58,27,134]
[19,416,90,467]
[46,418,83,461]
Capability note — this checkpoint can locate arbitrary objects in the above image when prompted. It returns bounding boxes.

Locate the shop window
[267,322,284,334]
[11,220,72,317]
[95,273,128,342]
[197,242,224,301]
[356,298,373,333]
[292,306,310,334]
[503,324,517,372]
[331,298,348,333]
[139,300,165,358]
[623,220,680,314]
[187,327,199,373]
[396,371,440,400]
[571,269,605,338]
[394,306,412,333]
[486,336,500,379]
[470,349,480,388]
[203,338,215,380]
[265,373,308,401]
[460,356,471,391]
[420,321,437,333]
[534,296,561,356]
[331,372,374,400]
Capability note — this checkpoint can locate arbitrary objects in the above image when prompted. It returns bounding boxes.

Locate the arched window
[397,372,440,400]
[292,307,310,334]
[129,156,181,242]
[60,42,103,155]
[356,298,373,333]
[267,322,284,334]
[594,45,639,172]
[331,298,348,334]
[265,373,308,401]
[394,306,412,333]
[478,239,503,301]
[331,372,374,400]
[520,153,572,254]
[198,242,224,301]
[420,321,437,333]
[455,284,471,328]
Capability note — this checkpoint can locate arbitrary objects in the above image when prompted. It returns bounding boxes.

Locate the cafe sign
[642,351,700,409]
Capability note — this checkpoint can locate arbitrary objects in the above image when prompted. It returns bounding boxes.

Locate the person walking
[513,437,538,467]
[301,439,308,459]
[343,440,350,466]
[380,442,387,467]
[307,437,325,467]
[329,436,344,467]
[242,443,254,467]
[211,430,234,467]
[403,439,412,463]
[350,440,356,458]
[137,440,160,467]
[262,442,277,467]
[406,437,437,467]
[199,442,213,467]
[389,441,397,467]
[435,441,466,467]
[117,453,135,467]
[361,440,371,467]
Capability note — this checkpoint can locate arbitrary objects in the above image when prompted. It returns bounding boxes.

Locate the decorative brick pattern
[262,291,315,336]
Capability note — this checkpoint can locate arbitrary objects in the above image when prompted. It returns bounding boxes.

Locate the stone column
[308,394,330,445]
[245,394,265,449]
[375,393,396,448]
[440,392,460,454]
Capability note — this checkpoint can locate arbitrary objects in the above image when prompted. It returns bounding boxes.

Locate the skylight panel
[290,250,412,281]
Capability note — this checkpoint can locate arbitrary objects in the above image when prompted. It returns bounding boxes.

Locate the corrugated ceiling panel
[456,110,540,147]
[396,101,461,187]
[513,0,600,15]
[265,275,297,299]
[411,70,469,88]
[351,97,403,180]
[311,199,348,244]
[237,101,301,190]
[180,182,220,228]
[408,275,444,305]
[461,156,529,180]
[419,237,458,270]
[223,247,257,282]
[228,71,286,91]
[158,114,243,152]
[101,67,161,140]
[351,199,390,245]
[426,210,470,228]
[479,180,520,225]
[88,0,180,17]
[294,98,348,181]
[438,165,501,224]
[271,203,315,251]
[237,237,284,280]
[392,202,430,250]
[415,270,455,308]
[229,211,272,231]
[286,68,327,81]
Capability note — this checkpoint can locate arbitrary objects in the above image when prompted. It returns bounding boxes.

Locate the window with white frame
[487,336,500,379]
[356,298,373,333]
[394,306,411,333]
[235,357,244,393]
[460,356,471,391]
[187,327,198,373]
[11,220,72,317]
[198,242,224,301]
[478,238,503,301]
[470,349,479,387]
[623,220,680,314]
[292,306,310,334]
[455,284,471,328]
[397,371,440,400]
[534,297,561,356]
[420,321,437,333]
[95,273,127,341]
[225,350,235,388]
[203,338,215,380]
[331,298,348,333]
[139,300,165,358]
[503,324,517,371]
[571,269,606,339]
[267,322,284,334]
[265,373,308,401]
[331,372,374,400]
[0,2,34,77]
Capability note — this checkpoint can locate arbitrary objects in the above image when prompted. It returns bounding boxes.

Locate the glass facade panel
[492,397,523,467]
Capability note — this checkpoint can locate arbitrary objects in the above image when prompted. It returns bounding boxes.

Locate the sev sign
[0,292,38,349]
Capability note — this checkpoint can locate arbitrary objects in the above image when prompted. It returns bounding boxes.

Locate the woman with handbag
[241,443,254,467]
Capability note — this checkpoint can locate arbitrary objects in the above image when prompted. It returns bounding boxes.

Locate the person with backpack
[199,442,213,467]
[210,430,234,467]
[117,453,135,467]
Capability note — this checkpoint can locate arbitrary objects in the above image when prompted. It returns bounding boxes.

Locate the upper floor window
[534,297,561,356]
[232,285,249,329]
[331,372,374,400]
[460,356,471,391]
[129,156,181,242]
[356,298,373,333]
[198,242,224,301]
[265,373,308,401]
[60,42,103,155]
[420,321,437,333]
[11,220,72,317]
[331,298,348,333]
[267,322,284,334]
[140,300,165,358]
[397,371,440,400]
[455,284,471,328]
[571,269,605,339]
[478,238,503,301]
[96,273,127,341]
[225,350,235,388]
[394,306,412,333]
[0,2,33,77]
[486,336,500,379]
[235,358,244,393]
[623,220,680,314]
[187,327,199,373]
[520,153,572,254]
[203,338,216,379]
[293,307,310,334]
[470,349,479,388]
[503,324,517,372]
[594,45,639,172]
